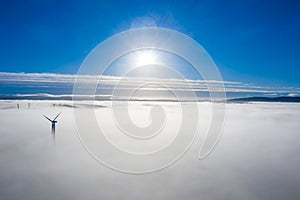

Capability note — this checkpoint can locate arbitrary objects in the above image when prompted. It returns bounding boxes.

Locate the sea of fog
[0,100,299,200]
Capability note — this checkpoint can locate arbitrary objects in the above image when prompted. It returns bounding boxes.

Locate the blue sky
[0,0,299,87]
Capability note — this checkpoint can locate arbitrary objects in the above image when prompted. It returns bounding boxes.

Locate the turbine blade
[43,115,52,122]
[53,112,61,121]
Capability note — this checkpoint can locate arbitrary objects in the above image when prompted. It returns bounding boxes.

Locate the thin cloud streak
[0,72,299,95]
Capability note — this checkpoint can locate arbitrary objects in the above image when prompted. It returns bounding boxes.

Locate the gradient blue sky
[0,0,299,87]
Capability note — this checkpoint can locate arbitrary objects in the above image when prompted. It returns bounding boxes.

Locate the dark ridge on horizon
[0,94,198,102]
[229,96,300,103]
[0,94,74,101]
[1,94,300,103]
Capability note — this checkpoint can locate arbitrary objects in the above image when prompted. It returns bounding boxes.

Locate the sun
[135,50,157,66]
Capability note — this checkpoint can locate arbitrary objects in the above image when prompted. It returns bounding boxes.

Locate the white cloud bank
[0,102,299,200]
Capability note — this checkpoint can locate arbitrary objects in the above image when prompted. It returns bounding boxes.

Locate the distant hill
[229,96,300,103]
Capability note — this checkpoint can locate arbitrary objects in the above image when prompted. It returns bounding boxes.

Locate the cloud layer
[0,72,299,100]
[0,101,299,200]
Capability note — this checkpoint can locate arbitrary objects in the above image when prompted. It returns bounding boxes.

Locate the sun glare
[135,51,156,66]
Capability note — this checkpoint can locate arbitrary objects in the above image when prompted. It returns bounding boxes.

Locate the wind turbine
[43,113,61,137]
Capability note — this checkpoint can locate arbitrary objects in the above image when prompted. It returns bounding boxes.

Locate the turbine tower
[43,113,61,137]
